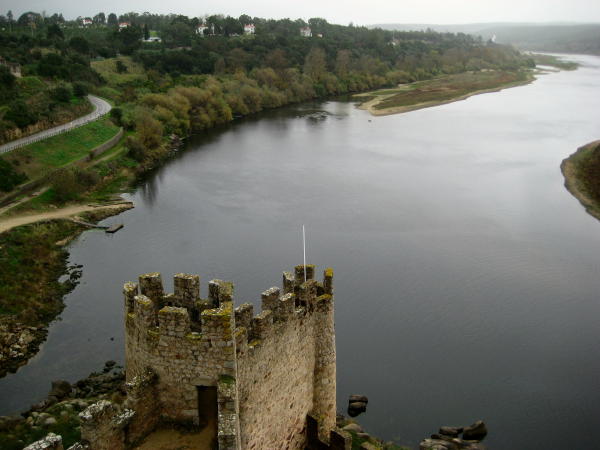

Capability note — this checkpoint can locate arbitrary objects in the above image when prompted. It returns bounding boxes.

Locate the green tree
[46,23,63,40]
[107,12,117,26]
[143,23,150,40]
[73,82,88,97]
[304,47,327,80]
[50,84,72,103]
[334,49,352,77]
[93,12,106,24]
[0,158,27,192]
[115,59,128,73]
[69,36,90,54]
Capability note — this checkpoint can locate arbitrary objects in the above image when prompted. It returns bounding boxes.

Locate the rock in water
[49,380,71,399]
[347,394,368,417]
[348,401,367,417]
[439,426,463,437]
[349,394,369,404]
[462,420,488,441]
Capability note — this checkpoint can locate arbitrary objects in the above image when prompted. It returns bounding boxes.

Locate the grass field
[371,70,531,111]
[4,118,120,180]
[91,56,148,86]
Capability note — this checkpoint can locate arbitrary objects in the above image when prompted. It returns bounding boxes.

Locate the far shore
[561,140,600,222]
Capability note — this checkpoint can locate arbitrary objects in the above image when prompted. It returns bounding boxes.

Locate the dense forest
[0,10,533,171]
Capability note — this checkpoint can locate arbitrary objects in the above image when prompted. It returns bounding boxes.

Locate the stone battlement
[124,265,333,349]
[122,265,336,449]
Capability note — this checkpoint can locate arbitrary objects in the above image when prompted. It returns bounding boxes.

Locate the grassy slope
[91,56,148,86]
[2,118,120,181]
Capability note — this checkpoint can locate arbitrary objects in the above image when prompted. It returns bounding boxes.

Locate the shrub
[0,158,28,192]
[51,84,73,103]
[73,82,88,97]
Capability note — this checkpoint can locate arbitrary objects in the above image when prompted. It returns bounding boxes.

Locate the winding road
[0,95,112,154]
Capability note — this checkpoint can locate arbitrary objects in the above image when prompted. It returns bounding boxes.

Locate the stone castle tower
[122,264,336,449]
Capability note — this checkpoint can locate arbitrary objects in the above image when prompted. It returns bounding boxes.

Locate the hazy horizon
[2,0,600,27]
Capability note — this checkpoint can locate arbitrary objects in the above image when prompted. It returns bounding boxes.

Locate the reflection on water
[2,55,600,450]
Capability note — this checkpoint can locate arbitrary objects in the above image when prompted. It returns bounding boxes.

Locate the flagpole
[303,225,307,283]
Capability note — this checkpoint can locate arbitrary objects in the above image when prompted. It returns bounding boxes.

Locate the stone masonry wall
[235,265,336,449]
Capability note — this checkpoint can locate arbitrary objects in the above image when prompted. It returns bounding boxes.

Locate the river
[2,55,600,449]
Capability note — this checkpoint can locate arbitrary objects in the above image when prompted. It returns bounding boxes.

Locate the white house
[82,18,92,26]
[244,23,255,35]
[119,22,130,30]
[196,24,209,36]
[300,26,312,37]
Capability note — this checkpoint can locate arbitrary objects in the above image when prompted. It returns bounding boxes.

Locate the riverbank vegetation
[561,140,600,221]
[531,53,579,71]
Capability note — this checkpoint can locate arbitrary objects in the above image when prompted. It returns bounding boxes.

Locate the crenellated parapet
[122,265,335,450]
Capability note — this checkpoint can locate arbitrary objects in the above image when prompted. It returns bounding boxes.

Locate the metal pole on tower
[303,225,307,283]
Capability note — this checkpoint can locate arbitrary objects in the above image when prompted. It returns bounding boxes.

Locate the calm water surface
[2,55,600,449]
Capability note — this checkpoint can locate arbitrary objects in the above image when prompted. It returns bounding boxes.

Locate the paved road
[0,95,112,154]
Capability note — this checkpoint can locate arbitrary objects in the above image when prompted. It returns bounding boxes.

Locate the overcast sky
[3,0,600,25]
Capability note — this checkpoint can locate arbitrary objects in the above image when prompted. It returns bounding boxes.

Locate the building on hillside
[119,22,130,30]
[82,18,92,26]
[196,24,209,36]
[0,57,22,78]
[243,23,255,35]
[143,37,162,43]
[300,26,312,37]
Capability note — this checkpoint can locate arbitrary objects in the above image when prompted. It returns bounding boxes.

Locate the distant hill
[372,23,600,55]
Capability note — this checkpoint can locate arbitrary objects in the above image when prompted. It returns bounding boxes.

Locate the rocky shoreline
[0,361,125,449]
[0,205,130,379]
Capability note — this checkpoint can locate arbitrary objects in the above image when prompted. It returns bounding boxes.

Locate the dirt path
[0,202,133,234]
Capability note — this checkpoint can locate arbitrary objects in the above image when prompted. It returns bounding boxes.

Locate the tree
[136,109,163,149]
[46,23,64,40]
[335,50,352,77]
[7,10,13,31]
[107,13,117,26]
[143,23,150,40]
[304,47,327,80]
[93,12,106,24]
[115,60,128,73]
[223,16,242,36]
[0,159,27,192]
[73,82,88,97]
[69,36,90,54]
[51,84,72,103]
[265,49,289,72]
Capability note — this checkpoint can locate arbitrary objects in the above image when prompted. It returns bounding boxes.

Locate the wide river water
[2,55,600,449]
